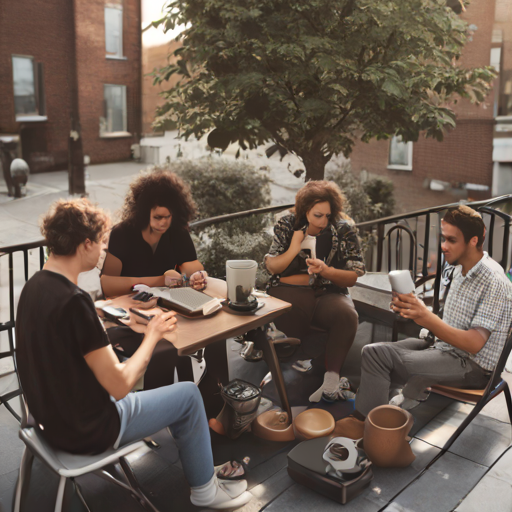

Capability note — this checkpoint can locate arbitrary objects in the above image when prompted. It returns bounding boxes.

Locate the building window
[101,84,128,136]
[12,55,46,120]
[105,5,124,58]
[388,135,413,171]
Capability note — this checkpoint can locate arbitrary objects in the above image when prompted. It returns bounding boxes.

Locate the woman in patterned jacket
[265,180,365,402]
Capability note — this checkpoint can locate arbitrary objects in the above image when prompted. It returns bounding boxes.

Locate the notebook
[131,285,222,316]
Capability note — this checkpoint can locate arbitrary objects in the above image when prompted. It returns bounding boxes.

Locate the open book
[133,282,225,316]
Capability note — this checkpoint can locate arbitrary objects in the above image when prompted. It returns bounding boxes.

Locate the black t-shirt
[108,221,197,277]
[16,271,120,454]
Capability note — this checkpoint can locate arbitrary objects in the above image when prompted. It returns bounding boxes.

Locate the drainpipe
[68,0,86,195]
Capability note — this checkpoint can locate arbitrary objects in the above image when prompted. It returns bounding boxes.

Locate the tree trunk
[301,151,330,181]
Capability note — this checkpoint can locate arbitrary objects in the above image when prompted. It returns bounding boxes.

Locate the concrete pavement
[0,161,149,247]
[0,158,301,248]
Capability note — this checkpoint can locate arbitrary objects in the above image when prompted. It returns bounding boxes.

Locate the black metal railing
[1,195,512,421]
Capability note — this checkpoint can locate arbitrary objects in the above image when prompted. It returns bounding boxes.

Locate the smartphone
[102,306,129,322]
[299,248,312,259]
[388,270,415,295]
[129,308,155,324]
[131,291,153,302]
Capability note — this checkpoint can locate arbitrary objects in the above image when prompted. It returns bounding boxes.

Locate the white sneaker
[320,376,354,403]
[191,477,252,510]
[389,392,420,410]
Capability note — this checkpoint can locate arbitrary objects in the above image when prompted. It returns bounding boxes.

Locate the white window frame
[388,135,413,171]
[105,5,125,59]
[12,55,47,122]
[100,84,130,138]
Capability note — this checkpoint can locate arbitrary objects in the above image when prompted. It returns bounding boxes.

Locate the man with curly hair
[16,198,252,509]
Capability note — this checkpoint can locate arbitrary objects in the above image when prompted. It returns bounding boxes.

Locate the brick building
[350,0,500,214]
[142,40,181,135]
[0,0,141,175]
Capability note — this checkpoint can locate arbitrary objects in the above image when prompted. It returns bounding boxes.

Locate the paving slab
[264,439,440,512]
[384,452,487,512]
[456,447,512,512]
[415,400,512,467]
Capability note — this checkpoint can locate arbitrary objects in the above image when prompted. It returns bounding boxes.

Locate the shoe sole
[209,491,252,510]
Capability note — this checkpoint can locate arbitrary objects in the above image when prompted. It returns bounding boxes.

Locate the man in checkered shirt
[337,205,512,440]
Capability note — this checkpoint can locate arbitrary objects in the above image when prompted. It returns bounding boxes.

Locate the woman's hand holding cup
[146,310,177,338]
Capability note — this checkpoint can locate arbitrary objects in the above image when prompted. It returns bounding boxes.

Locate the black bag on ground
[287,436,373,505]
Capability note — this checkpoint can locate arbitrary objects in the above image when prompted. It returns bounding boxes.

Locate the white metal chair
[14,399,160,512]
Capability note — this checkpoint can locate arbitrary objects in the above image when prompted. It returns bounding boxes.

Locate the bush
[159,157,271,235]
[197,230,273,282]
[152,158,272,278]
[363,177,395,219]
[326,161,395,224]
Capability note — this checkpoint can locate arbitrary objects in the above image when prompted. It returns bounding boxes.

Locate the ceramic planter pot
[363,405,416,468]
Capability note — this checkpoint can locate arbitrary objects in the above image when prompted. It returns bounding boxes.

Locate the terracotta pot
[363,405,416,468]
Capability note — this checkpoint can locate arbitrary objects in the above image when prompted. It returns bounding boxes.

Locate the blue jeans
[114,382,214,487]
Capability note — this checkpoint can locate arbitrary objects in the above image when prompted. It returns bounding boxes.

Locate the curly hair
[443,205,485,248]
[120,170,197,230]
[41,199,109,256]
[293,180,347,229]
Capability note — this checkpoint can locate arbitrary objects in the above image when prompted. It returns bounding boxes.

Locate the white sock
[190,475,251,509]
[309,371,339,402]
[389,392,420,410]
[190,475,217,507]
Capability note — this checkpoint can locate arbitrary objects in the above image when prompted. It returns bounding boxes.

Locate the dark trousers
[107,326,194,389]
[355,338,490,417]
[268,285,359,374]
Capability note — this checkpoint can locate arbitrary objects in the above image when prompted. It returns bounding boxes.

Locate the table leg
[198,339,229,419]
[252,328,292,422]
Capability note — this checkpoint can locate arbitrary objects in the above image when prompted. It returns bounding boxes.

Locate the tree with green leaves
[154,0,496,181]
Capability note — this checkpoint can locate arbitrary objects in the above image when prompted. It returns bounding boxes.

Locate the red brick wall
[0,0,75,170]
[349,0,497,214]
[0,0,141,172]
[74,0,142,164]
[142,40,182,135]
[351,120,494,213]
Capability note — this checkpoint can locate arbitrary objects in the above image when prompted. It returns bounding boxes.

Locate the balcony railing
[2,195,512,420]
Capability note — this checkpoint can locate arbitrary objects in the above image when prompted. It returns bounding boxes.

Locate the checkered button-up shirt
[434,253,512,371]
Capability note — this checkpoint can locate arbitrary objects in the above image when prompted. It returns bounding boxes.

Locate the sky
[142,0,184,48]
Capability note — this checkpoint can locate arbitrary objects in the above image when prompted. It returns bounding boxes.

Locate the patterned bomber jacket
[265,213,366,291]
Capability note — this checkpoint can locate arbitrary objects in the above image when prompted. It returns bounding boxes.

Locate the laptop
[157,287,218,316]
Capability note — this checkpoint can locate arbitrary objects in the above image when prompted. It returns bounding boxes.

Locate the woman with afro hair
[101,169,206,297]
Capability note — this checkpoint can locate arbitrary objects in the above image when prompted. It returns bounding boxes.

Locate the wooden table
[109,295,293,419]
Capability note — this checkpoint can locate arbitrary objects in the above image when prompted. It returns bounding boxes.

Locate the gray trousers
[355,338,491,417]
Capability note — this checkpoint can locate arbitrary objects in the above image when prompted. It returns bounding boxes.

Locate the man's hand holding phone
[145,310,177,339]
[391,293,430,323]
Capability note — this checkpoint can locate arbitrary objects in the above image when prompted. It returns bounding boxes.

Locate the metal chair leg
[14,447,34,512]
[74,480,92,512]
[442,397,488,453]
[118,457,159,512]
[503,382,512,425]
[54,475,66,512]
